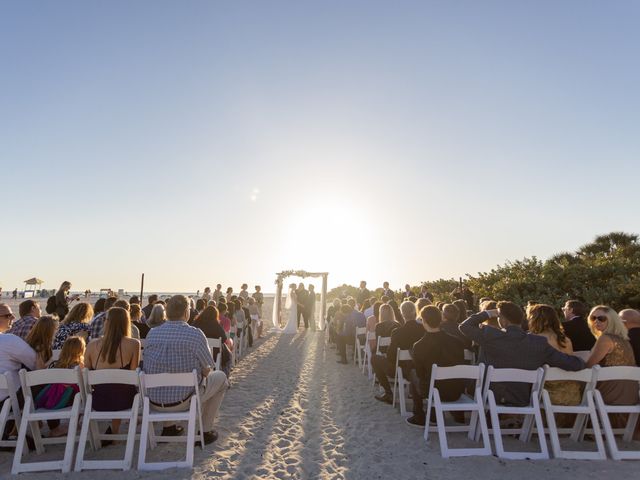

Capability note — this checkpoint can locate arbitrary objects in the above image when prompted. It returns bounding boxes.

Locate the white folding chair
[12,368,85,474]
[236,329,244,361]
[424,364,492,457]
[51,349,62,363]
[361,331,376,378]
[481,366,549,459]
[137,370,205,470]
[75,369,141,471]
[353,327,367,367]
[0,372,22,448]
[207,338,222,371]
[371,336,391,387]
[392,349,412,417]
[593,365,640,460]
[536,366,606,459]
[463,349,476,365]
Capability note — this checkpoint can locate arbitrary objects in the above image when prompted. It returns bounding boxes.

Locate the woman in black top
[192,306,229,372]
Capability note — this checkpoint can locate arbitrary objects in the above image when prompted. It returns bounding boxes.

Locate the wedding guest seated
[26,315,59,369]
[527,304,581,426]
[113,299,140,339]
[586,306,639,427]
[247,297,262,339]
[562,300,596,352]
[131,304,150,339]
[366,301,383,352]
[371,301,424,404]
[217,302,233,350]
[192,306,229,373]
[389,300,403,326]
[0,303,37,441]
[414,298,431,317]
[89,296,117,339]
[375,304,401,354]
[195,299,206,316]
[146,303,167,329]
[143,295,228,444]
[36,336,86,437]
[460,301,584,406]
[85,307,140,439]
[336,304,356,364]
[142,294,158,320]
[441,303,472,349]
[406,305,465,426]
[7,299,41,340]
[326,299,342,344]
[620,309,640,366]
[53,302,93,349]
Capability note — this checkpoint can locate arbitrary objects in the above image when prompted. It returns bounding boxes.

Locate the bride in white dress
[281,284,298,334]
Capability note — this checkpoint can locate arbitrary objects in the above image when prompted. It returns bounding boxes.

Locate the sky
[1,0,639,294]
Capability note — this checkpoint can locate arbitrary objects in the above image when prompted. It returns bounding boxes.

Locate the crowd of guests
[0,280,266,449]
[328,282,640,432]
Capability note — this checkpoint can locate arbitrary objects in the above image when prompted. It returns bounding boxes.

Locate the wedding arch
[272,270,328,330]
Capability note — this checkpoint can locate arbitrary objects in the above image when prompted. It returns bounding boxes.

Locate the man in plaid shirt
[143,295,228,445]
[88,296,117,339]
[7,299,41,339]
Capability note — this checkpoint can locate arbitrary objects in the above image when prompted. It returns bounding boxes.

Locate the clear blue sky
[2,1,639,293]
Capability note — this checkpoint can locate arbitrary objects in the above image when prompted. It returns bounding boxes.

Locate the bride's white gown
[281,291,298,334]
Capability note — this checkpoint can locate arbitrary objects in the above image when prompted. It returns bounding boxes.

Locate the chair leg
[586,394,606,459]
[532,398,549,458]
[123,396,140,470]
[623,412,639,443]
[11,399,31,474]
[137,401,150,470]
[433,393,449,458]
[75,400,92,471]
[62,397,81,473]
[542,394,561,458]
[488,394,506,458]
[595,392,620,460]
[424,393,434,442]
[185,399,196,467]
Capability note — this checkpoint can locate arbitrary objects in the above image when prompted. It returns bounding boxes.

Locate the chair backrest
[85,368,140,387]
[486,366,542,385]
[51,349,62,362]
[366,331,376,341]
[542,366,595,384]
[433,363,485,381]
[355,327,367,336]
[594,365,640,382]
[463,349,476,363]
[207,338,222,350]
[0,372,21,420]
[20,367,83,388]
[397,349,412,362]
[140,370,198,391]
[377,336,391,347]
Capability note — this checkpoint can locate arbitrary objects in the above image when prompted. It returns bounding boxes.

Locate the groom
[296,283,308,329]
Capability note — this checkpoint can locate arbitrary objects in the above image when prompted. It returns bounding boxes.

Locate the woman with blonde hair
[26,315,59,369]
[53,302,93,349]
[586,305,639,427]
[85,307,140,437]
[146,303,166,328]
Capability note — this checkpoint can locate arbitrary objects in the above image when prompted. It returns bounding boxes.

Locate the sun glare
[279,198,377,284]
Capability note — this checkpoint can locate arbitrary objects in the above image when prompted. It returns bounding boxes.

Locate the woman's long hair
[57,336,86,368]
[527,304,568,348]
[588,305,629,340]
[63,302,93,325]
[26,315,58,363]
[194,306,219,327]
[100,307,131,364]
[147,304,166,328]
[58,281,71,294]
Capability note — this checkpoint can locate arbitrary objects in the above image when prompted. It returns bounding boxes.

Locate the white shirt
[0,333,37,401]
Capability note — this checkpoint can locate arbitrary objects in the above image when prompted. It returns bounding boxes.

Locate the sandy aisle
[2,330,639,479]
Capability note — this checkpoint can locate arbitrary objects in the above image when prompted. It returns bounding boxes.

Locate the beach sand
[2,321,640,478]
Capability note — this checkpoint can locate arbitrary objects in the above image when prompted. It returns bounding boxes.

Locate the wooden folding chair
[593,365,640,460]
[75,368,141,471]
[535,366,605,459]
[481,366,549,459]
[137,370,205,470]
[424,363,491,457]
[12,368,85,473]
[0,372,21,449]
[207,338,222,371]
[392,349,412,417]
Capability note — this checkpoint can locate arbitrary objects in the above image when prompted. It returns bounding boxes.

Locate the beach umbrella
[24,278,44,286]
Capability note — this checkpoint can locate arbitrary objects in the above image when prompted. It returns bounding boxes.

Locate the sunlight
[279,197,378,284]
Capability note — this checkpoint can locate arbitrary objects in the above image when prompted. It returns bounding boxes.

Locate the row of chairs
[348,331,640,460]
[0,334,254,473]
[1,367,204,473]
